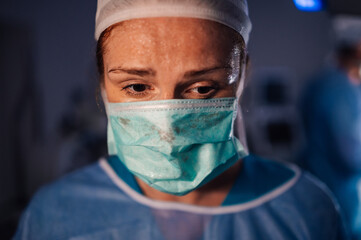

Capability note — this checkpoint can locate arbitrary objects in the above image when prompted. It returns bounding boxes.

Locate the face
[101,18,244,103]
[356,43,361,81]
[347,42,361,85]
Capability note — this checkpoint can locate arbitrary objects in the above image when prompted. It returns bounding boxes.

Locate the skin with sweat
[102,17,244,206]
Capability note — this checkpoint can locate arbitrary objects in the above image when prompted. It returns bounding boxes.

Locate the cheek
[222,84,238,98]
[104,78,122,103]
[103,76,136,103]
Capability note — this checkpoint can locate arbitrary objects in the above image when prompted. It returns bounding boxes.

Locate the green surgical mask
[104,97,248,196]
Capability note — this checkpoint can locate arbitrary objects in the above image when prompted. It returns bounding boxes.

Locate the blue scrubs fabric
[14,156,345,240]
[300,69,361,239]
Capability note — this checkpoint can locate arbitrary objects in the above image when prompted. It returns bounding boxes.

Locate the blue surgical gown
[14,155,346,240]
[300,68,361,239]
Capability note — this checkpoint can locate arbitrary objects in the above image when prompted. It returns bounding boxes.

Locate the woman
[300,40,361,240]
[15,0,347,239]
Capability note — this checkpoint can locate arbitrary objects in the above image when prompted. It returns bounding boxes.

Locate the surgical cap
[95,0,252,44]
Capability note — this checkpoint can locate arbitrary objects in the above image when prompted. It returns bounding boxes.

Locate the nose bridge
[156,57,183,100]
[159,91,176,100]
[157,75,178,100]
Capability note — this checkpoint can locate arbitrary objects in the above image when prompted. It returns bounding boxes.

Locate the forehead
[103,18,241,68]
[107,17,235,38]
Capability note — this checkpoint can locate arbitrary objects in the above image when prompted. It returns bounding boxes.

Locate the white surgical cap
[95,0,252,44]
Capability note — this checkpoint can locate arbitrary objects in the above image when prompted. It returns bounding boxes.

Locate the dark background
[0,0,360,238]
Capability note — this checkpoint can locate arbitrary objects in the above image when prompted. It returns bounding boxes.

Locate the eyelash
[121,81,221,98]
[185,83,220,98]
[188,86,216,94]
[122,84,150,97]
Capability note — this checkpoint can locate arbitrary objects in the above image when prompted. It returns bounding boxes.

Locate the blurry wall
[244,0,334,161]
[0,0,100,194]
[248,0,333,81]
[0,21,37,238]
[0,1,102,238]
[0,0,98,137]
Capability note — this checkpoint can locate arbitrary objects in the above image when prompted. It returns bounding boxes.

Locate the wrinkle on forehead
[103,17,242,76]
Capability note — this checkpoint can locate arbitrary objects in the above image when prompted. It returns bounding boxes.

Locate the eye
[123,83,151,97]
[196,86,215,94]
[129,84,147,92]
[188,86,216,95]
[183,82,219,99]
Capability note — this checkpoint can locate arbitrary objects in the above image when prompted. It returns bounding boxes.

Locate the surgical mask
[104,97,248,196]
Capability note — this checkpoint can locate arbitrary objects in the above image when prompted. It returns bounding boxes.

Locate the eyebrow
[184,65,232,78]
[108,67,156,77]
[108,65,231,78]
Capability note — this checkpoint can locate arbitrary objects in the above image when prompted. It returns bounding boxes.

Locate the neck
[136,160,242,207]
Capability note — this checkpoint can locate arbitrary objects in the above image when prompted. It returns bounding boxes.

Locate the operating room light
[293,0,324,11]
